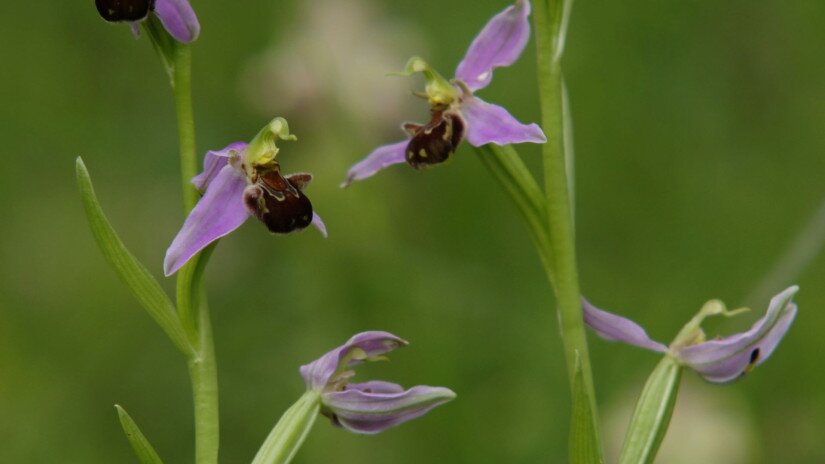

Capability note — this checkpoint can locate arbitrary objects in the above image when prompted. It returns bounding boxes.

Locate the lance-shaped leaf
[76,157,193,356]
[618,356,683,464]
[251,391,321,464]
[115,405,165,464]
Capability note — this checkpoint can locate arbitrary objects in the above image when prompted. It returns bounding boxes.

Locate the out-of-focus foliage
[1,0,824,462]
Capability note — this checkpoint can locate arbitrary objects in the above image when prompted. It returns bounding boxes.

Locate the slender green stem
[188,293,220,464]
[173,44,199,213]
[171,43,219,464]
[532,0,603,459]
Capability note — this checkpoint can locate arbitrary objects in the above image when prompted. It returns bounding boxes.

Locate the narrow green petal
[251,391,321,464]
[75,157,194,357]
[115,405,165,464]
[619,356,683,464]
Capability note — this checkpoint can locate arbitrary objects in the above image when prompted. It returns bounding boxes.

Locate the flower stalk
[531,0,603,459]
[171,39,220,464]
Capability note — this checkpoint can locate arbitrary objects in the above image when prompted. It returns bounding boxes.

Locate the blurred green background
[1,0,824,462]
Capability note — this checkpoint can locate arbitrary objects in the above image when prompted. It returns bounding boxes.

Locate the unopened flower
[342,0,545,186]
[300,331,456,434]
[583,286,798,383]
[164,118,326,276]
[95,0,200,43]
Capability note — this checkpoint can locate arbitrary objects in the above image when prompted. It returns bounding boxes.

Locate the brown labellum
[95,0,155,22]
[243,168,314,234]
[404,110,465,169]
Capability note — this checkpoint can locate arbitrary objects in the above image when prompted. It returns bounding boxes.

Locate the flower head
[342,0,545,186]
[300,331,456,434]
[583,286,798,383]
[164,118,326,276]
[95,0,200,43]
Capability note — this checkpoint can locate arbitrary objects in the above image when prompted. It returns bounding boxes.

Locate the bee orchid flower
[95,0,200,43]
[342,0,545,186]
[583,286,799,383]
[164,118,326,276]
[300,331,456,434]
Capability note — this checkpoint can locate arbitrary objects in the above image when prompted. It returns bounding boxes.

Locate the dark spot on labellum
[749,348,761,365]
[243,168,314,234]
[95,0,155,22]
[404,110,465,169]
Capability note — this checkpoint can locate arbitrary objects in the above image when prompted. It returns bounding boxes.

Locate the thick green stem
[532,0,603,459]
[171,43,219,464]
[173,44,198,213]
[188,295,220,464]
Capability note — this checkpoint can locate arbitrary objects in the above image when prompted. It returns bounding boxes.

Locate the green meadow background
[1,0,824,462]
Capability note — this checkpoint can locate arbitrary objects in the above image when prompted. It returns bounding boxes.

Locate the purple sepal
[299,331,408,391]
[341,140,408,187]
[324,384,456,434]
[461,96,546,146]
[311,213,328,238]
[455,0,532,92]
[678,286,798,383]
[153,0,200,43]
[164,165,249,276]
[192,142,247,191]
[582,298,668,353]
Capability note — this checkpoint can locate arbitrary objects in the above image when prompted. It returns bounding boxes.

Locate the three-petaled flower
[342,0,545,186]
[164,118,326,276]
[300,331,456,434]
[583,286,798,383]
[95,0,200,43]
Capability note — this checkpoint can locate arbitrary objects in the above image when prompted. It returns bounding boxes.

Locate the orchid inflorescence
[82,0,800,463]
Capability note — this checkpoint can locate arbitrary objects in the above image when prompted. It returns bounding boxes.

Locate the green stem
[171,43,219,464]
[173,44,199,213]
[188,294,220,464]
[532,0,602,459]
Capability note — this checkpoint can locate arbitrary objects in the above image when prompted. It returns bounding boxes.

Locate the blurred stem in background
[745,194,825,307]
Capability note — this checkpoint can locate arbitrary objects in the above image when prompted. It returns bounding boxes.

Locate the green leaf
[75,157,194,357]
[569,353,603,464]
[251,391,321,464]
[474,145,555,283]
[115,405,165,464]
[619,356,683,464]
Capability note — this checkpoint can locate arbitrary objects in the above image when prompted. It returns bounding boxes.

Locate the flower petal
[582,298,668,353]
[192,142,247,191]
[153,0,200,43]
[323,385,456,434]
[164,165,249,276]
[299,331,408,391]
[454,0,532,92]
[341,140,408,187]
[311,212,328,238]
[346,381,406,395]
[461,96,546,146]
[677,286,798,383]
